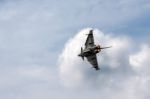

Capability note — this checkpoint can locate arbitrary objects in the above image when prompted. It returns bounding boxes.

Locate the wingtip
[89,29,93,34]
[96,68,100,71]
[86,29,93,35]
[94,66,100,71]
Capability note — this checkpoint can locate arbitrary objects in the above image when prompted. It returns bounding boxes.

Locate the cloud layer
[59,28,150,99]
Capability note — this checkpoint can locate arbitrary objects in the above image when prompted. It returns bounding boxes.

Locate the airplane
[78,30,111,70]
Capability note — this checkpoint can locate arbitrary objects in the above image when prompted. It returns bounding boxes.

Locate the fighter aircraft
[78,30,111,70]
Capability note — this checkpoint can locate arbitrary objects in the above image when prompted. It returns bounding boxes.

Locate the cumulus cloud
[130,45,150,74]
[130,45,150,67]
[58,28,150,98]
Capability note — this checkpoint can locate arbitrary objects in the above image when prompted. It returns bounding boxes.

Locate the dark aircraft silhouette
[78,30,111,70]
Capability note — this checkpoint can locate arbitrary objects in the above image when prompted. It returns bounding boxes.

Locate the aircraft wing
[86,54,100,70]
[85,30,95,48]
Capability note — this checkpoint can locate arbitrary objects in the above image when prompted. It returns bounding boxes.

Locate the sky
[0,0,150,99]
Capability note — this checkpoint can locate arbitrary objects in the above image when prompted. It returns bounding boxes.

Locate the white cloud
[130,44,150,74]
[58,28,150,99]
[59,28,131,87]
[58,28,91,88]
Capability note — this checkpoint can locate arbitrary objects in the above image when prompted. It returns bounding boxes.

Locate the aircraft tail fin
[78,47,84,60]
[81,47,84,60]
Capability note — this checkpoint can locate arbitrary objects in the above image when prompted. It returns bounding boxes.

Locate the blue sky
[0,0,150,99]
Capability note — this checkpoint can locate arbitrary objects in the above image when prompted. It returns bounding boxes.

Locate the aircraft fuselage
[79,45,101,57]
